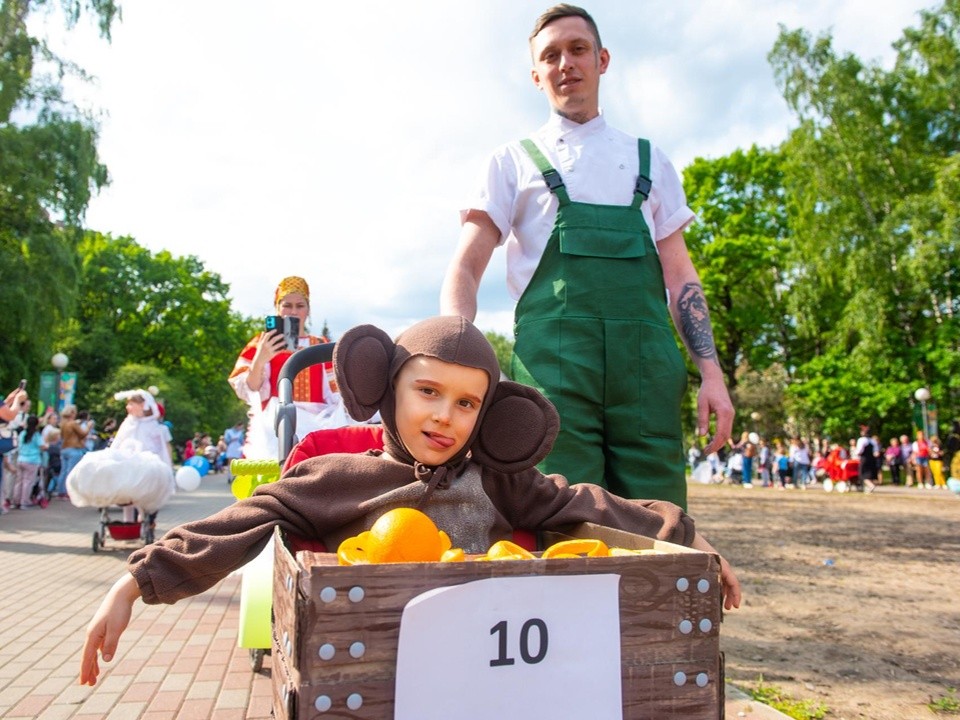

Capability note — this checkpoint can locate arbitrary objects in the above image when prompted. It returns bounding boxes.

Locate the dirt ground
[687,481,960,720]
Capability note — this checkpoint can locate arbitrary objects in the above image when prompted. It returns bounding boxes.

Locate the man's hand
[697,374,734,455]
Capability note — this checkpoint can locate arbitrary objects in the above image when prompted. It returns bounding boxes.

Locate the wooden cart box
[271,523,724,719]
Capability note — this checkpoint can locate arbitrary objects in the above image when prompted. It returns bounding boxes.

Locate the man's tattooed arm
[677,282,720,366]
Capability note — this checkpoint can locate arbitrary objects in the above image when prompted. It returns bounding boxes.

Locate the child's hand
[689,532,742,611]
[79,574,141,686]
[718,555,742,610]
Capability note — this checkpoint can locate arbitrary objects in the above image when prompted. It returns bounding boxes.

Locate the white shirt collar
[544,110,607,142]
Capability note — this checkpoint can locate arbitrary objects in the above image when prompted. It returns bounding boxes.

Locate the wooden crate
[271,524,724,719]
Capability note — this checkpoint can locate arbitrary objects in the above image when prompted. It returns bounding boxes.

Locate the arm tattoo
[677,282,720,366]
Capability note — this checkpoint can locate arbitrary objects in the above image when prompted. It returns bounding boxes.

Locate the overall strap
[631,138,652,210]
[520,139,571,206]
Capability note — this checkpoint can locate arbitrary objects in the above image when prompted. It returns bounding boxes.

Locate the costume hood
[114,389,160,419]
[334,316,558,474]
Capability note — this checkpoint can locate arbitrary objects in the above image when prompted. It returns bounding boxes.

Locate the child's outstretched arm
[690,533,742,611]
[79,573,142,686]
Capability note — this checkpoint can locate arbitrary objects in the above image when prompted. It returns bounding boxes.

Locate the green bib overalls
[510,138,688,509]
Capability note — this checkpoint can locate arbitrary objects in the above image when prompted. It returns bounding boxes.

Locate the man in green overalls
[441,4,733,509]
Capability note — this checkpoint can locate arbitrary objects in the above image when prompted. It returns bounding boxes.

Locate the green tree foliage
[0,0,116,384]
[683,146,791,388]
[681,147,791,444]
[484,331,514,379]
[767,0,959,437]
[58,232,254,441]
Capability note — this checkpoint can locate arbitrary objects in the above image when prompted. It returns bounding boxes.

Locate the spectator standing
[0,386,27,510]
[944,420,960,479]
[228,275,362,461]
[912,430,932,488]
[40,411,60,492]
[790,437,811,489]
[885,437,904,486]
[82,415,98,452]
[928,437,946,489]
[14,415,46,508]
[214,435,228,473]
[757,438,771,487]
[900,434,915,486]
[54,405,88,498]
[223,421,245,480]
[872,434,886,484]
[774,442,791,489]
[855,425,879,493]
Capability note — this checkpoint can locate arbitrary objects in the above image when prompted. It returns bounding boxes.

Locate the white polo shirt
[464,112,695,301]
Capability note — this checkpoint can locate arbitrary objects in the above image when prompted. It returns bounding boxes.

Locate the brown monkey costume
[127,317,694,605]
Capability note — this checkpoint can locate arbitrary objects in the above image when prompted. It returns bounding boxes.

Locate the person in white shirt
[441,4,732,509]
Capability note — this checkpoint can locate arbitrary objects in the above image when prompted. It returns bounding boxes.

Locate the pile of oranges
[336,508,660,565]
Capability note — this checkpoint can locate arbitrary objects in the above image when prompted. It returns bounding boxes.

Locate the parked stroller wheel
[92,531,101,552]
[250,648,266,673]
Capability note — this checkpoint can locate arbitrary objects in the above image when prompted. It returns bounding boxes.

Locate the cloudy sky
[33,0,935,338]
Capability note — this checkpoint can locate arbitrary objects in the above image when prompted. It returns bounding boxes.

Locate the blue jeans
[742,456,754,485]
[57,447,86,495]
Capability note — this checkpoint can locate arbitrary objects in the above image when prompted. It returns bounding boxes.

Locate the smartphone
[18,379,26,391]
[265,315,300,352]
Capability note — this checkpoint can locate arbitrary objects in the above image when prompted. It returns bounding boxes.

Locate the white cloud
[31,0,935,339]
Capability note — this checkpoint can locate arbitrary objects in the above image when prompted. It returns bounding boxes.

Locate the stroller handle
[275,342,335,462]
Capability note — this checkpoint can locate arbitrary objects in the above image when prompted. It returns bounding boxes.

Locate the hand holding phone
[265,316,300,352]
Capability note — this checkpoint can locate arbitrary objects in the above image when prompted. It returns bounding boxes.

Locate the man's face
[530,16,609,123]
[277,292,309,332]
[393,355,489,466]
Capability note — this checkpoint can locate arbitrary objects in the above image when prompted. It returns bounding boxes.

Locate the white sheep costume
[67,389,175,514]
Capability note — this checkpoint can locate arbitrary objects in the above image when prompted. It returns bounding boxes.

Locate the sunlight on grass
[749,675,828,720]
[928,687,960,714]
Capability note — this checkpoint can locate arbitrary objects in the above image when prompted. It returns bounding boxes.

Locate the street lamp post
[914,387,931,437]
[51,352,69,412]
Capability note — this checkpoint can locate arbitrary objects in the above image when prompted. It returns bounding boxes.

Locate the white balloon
[176,465,202,492]
[748,432,760,445]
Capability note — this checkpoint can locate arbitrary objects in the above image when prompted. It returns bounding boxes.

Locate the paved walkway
[0,475,789,719]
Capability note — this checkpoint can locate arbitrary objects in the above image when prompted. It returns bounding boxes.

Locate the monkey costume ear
[333,325,395,422]
[471,381,560,473]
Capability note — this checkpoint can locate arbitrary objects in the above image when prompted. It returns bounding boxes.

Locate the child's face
[126,398,145,418]
[393,356,489,466]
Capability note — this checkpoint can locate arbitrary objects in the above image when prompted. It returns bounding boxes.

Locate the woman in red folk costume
[229,276,352,459]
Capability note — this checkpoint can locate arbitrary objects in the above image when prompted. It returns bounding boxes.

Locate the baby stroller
[66,444,175,551]
[93,505,154,551]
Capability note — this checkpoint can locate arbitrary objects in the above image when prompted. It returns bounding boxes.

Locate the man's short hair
[529,3,602,50]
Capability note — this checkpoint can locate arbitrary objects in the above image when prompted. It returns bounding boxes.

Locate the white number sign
[394,574,623,720]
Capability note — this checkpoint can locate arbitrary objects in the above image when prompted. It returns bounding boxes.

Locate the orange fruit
[482,540,536,561]
[440,547,465,563]
[541,539,609,559]
[337,508,453,564]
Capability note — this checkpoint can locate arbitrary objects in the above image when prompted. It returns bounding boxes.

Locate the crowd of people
[692,421,960,493]
[0,383,243,516]
[0,393,114,513]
